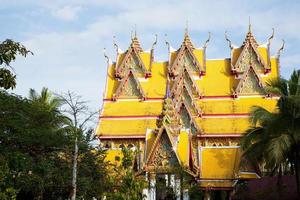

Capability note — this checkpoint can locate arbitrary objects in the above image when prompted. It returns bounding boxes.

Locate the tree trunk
[295,148,300,198]
[277,164,283,200]
[70,136,78,200]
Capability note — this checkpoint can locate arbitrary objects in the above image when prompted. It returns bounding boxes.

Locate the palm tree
[241,70,300,197]
[29,87,70,126]
[29,87,62,113]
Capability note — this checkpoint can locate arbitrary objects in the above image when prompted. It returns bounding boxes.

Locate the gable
[236,67,265,95]
[170,47,201,76]
[234,44,264,73]
[147,130,180,168]
[116,50,147,77]
[113,71,144,99]
[179,103,201,134]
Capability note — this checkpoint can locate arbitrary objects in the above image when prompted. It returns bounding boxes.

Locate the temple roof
[97,29,281,184]
[230,27,273,73]
[97,59,279,138]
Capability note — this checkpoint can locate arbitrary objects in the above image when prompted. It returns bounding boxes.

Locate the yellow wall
[200,147,240,179]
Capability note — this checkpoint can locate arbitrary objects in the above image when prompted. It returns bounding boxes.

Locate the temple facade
[96,25,283,199]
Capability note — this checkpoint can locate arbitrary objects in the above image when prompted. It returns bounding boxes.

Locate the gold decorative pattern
[169,33,203,77]
[113,71,145,100]
[232,28,269,73]
[203,138,240,147]
[115,36,149,78]
[148,133,180,168]
[235,66,265,95]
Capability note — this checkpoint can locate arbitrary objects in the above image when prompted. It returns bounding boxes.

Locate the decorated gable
[169,33,206,76]
[234,45,264,73]
[235,67,265,95]
[147,130,180,169]
[113,71,145,100]
[115,36,149,78]
[230,28,272,74]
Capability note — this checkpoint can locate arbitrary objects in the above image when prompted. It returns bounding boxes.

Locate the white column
[183,189,189,200]
[149,175,156,200]
[175,178,181,200]
[165,174,169,186]
[170,174,175,191]
[142,188,149,200]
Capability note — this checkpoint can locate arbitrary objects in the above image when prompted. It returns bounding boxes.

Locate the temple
[96,25,283,199]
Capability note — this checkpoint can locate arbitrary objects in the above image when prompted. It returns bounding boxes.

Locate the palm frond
[265,134,293,168]
[250,106,275,126]
[278,96,300,118]
[240,126,264,150]
[29,88,38,101]
[265,77,288,96]
[288,70,300,96]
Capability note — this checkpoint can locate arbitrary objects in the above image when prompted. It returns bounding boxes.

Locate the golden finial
[203,32,211,49]
[225,31,234,49]
[113,36,118,50]
[248,16,252,32]
[103,48,111,65]
[165,34,170,51]
[151,34,158,50]
[276,39,285,58]
[185,19,189,36]
[267,28,275,46]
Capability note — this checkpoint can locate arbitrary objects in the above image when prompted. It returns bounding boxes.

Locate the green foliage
[0,68,16,90]
[0,39,32,90]
[188,184,204,200]
[121,147,134,169]
[0,89,109,199]
[106,148,146,200]
[241,70,300,196]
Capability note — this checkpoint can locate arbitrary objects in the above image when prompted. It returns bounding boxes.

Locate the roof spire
[185,19,189,36]
[225,31,234,49]
[276,39,285,58]
[113,36,123,54]
[103,48,112,65]
[248,16,252,33]
[203,32,211,49]
[134,24,137,38]
[267,28,275,46]
[151,34,157,50]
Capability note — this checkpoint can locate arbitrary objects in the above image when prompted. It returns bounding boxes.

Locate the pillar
[149,173,156,200]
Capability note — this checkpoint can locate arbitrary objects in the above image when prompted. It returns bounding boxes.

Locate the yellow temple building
[96,25,283,199]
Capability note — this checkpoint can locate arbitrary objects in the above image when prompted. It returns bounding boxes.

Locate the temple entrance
[155,174,176,200]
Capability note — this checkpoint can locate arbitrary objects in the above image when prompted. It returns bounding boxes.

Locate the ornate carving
[113,71,145,100]
[235,66,265,95]
[169,33,204,77]
[235,46,263,72]
[232,28,269,73]
[203,138,240,147]
[169,65,202,133]
[156,98,181,135]
[148,132,180,168]
[115,36,149,78]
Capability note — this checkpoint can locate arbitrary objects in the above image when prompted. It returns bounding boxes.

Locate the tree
[241,70,300,198]
[0,89,71,199]
[57,91,98,200]
[106,148,147,200]
[0,89,110,199]
[0,39,32,89]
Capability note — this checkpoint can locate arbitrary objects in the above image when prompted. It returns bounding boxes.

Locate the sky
[1,0,300,111]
